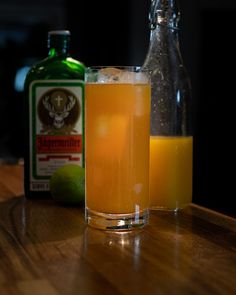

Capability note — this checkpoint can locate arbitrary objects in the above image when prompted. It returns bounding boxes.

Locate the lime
[50,164,85,205]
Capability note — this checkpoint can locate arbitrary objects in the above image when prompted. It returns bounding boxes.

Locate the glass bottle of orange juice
[143,0,193,211]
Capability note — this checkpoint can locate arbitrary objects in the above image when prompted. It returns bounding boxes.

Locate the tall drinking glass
[85,66,150,231]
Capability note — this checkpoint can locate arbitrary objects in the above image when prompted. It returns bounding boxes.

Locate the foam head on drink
[85,67,150,218]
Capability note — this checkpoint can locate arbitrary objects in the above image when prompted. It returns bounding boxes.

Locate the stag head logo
[38,88,80,134]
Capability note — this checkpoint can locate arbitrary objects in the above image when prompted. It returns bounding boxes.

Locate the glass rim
[85,66,148,72]
[85,66,150,83]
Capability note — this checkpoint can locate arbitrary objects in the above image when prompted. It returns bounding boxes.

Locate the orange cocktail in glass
[85,67,150,230]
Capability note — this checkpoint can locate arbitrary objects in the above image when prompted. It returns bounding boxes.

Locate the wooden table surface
[0,164,236,295]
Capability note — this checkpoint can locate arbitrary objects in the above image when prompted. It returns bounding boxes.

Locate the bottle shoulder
[143,27,190,81]
[25,55,85,85]
[144,28,180,65]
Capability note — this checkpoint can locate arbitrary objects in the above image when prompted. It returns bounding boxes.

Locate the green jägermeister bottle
[24,30,85,198]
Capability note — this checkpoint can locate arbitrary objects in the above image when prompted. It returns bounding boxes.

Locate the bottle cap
[48,30,71,36]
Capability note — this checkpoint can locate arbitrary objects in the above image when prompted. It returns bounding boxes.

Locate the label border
[29,80,84,181]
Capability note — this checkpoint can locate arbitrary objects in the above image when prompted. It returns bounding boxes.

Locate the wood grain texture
[0,164,23,199]
[0,165,236,295]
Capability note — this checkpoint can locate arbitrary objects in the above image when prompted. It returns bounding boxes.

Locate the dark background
[0,0,235,215]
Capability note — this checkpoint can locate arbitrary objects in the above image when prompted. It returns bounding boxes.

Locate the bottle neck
[48,34,70,57]
[150,0,180,30]
[148,0,182,63]
[150,21,180,50]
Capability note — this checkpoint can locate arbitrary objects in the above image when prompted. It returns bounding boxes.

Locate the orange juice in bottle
[149,136,193,210]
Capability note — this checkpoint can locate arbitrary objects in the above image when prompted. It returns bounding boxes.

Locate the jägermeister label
[29,80,84,191]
